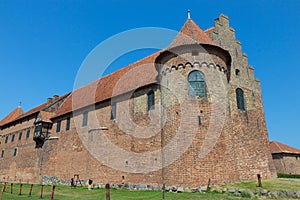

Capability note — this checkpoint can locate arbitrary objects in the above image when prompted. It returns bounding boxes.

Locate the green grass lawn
[224,178,300,191]
[0,184,249,200]
[1,178,299,200]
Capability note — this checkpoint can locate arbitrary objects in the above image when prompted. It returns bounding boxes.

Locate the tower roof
[53,17,231,119]
[270,141,300,154]
[0,106,23,126]
[169,18,217,47]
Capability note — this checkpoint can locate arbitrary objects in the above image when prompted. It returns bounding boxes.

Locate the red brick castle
[0,14,276,187]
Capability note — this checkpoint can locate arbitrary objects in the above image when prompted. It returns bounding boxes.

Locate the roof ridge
[274,141,284,152]
[169,19,216,47]
[270,140,300,154]
[188,19,196,43]
[0,107,23,126]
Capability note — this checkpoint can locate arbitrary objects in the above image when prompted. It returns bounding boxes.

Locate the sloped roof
[169,19,216,47]
[0,107,23,126]
[54,52,160,117]
[39,111,55,123]
[53,19,226,119]
[270,141,300,154]
[0,93,69,126]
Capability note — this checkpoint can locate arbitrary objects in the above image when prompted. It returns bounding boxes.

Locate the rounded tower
[154,17,233,186]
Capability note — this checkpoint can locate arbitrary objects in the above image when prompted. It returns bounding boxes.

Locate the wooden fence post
[50,185,55,200]
[10,183,13,194]
[29,184,33,196]
[105,183,110,200]
[40,185,44,198]
[19,183,23,195]
[257,174,262,187]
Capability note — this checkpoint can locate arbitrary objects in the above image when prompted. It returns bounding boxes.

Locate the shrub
[277,173,300,179]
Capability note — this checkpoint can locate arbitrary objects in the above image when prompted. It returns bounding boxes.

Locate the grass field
[225,178,300,191]
[0,184,249,200]
[1,178,299,200]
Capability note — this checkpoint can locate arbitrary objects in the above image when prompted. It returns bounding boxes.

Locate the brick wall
[0,116,41,183]
[272,154,300,174]
[0,14,276,187]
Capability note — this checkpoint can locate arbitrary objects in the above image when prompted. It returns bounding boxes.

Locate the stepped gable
[204,27,215,35]
[0,107,23,126]
[169,19,216,47]
[270,141,300,154]
[54,52,160,118]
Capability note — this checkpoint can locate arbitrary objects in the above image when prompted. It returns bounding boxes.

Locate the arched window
[188,71,206,97]
[236,88,246,111]
[147,90,155,110]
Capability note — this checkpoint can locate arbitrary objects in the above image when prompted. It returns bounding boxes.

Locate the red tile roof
[54,52,160,117]
[53,20,223,118]
[40,111,54,123]
[0,94,69,126]
[170,19,216,47]
[0,107,23,126]
[270,141,300,154]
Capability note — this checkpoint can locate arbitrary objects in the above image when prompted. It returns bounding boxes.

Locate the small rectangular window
[147,91,155,111]
[11,134,15,142]
[5,135,8,144]
[66,117,70,131]
[18,132,22,141]
[1,150,4,158]
[198,116,201,126]
[82,112,88,127]
[26,130,30,139]
[13,148,17,157]
[35,125,42,134]
[111,103,116,120]
[56,121,61,133]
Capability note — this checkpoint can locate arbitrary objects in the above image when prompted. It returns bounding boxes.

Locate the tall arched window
[147,90,155,111]
[188,71,206,97]
[236,88,246,111]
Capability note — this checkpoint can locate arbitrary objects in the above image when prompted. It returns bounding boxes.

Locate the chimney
[47,97,53,104]
[53,95,59,101]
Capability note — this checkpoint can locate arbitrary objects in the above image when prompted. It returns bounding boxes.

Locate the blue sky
[0,0,299,149]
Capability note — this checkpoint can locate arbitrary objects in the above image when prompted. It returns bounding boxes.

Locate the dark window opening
[198,116,201,126]
[236,88,246,111]
[66,117,70,131]
[111,103,116,120]
[82,112,88,127]
[5,136,8,144]
[56,121,61,132]
[34,125,42,135]
[235,69,240,76]
[13,148,17,157]
[1,150,4,158]
[147,90,155,111]
[26,130,30,140]
[18,132,22,141]
[11,134,15,142]
[188,71,206,97]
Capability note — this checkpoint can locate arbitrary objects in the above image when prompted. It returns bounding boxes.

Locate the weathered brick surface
[0,14,277,187]
[272,154,300,174]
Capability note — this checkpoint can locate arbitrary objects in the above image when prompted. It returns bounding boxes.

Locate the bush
[277,173,300,179]
[241,191,251,198]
